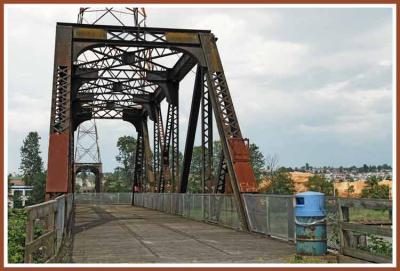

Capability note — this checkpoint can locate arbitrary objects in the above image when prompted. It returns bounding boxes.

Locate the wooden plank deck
[72,204,295,263]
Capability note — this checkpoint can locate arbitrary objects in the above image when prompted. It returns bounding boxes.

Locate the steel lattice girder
[46,22,258,230]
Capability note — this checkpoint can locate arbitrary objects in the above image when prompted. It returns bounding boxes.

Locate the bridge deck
[72,204,295,263]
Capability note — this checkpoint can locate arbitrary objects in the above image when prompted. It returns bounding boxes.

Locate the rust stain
[73,28,107,40]
[228,138,258,193]
[46,132,70,193]
[165,32,199,44]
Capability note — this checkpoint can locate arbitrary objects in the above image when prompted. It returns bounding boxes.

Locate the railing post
[287,196,295,241]
[202,194,204,220]
[208,194,211,222]
[170,193,173,214]
[55,196,65,252]
[338,198,350,254]
[24,212,34,263]
[266,195,271,235]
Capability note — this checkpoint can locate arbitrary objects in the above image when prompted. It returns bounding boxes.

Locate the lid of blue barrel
[295,191,325,217]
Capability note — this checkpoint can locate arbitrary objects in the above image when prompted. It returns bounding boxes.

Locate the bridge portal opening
[74,119,140,194]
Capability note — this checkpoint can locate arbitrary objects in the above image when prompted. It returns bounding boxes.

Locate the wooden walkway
[71,204,295,263]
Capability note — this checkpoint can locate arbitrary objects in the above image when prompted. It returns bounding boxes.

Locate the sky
[6,5,394,174]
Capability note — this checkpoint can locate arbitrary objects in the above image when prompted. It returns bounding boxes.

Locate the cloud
[6,6,393,173]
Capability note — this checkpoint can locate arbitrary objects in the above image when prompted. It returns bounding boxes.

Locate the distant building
[75,176,96,192]
[8,176,33,208]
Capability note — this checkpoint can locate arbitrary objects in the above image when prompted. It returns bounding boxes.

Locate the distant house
[8,176,33,208]
[257,171,392,198]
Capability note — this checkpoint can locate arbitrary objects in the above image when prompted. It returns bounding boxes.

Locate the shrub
[8,208,27,263]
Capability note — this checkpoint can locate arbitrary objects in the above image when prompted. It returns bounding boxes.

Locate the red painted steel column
[46,25,73,198]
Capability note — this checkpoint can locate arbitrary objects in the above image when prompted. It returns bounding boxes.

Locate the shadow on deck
[71,204,295,263]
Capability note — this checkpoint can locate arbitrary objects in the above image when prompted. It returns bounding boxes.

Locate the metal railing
[134,193,242,230]
[74,193,132,205]
[24,194,73,263]
[242,194,295,240]
[132,193,295,239]
[73,192,393,263]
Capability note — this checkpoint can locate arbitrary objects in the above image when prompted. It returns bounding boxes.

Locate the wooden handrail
[24,194,73,263]
[337,197,392,263]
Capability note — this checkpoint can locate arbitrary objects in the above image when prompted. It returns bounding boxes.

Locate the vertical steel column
[180,65,203,193]
[46,25,74,199]
[216,154,228,193]
[133,132,144,192]
[160,104,175,192]
[155,107,166,192]
[153,110,160,191]
[199,33,254,231]
[142,119,156,191]
[201,72,214,193]
[170,102,179,192]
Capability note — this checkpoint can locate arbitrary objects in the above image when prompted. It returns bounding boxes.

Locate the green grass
[288,254,337,263]
[350,208,391,222]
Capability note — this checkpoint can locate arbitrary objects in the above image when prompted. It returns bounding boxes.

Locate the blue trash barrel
[295,191,327,256]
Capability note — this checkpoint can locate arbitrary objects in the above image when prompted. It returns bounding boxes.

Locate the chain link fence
[74,193,132,205]
[133,193,241,229]
[74,192,339,248]
[242,194,295,241]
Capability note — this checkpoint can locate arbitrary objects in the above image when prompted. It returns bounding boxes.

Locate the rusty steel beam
[46,20,258,231]
[180,65,202,193]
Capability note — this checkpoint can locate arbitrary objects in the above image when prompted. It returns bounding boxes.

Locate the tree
[187,146,202,193]
[361,176,390,199]
[347,184,355,198]
[346,175,354,182]
[248,143,266,183]
[26,171,46,205]
[19,132,45,205]
[103,168,131,192]
[265,153,279,177]
[268,168,295,195]
[306,175,334,196]
[212,140,222,178]
[115,136,137,187]
[19,132,43,180]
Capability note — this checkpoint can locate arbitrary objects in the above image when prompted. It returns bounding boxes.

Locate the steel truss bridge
[26,9,391,265]
[45,19,259,230]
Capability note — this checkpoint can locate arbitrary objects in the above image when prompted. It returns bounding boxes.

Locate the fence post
[208,195,211,222]
[24,213,34,263]
[202,194,204,221]
[266,195,271,236]
[287,196,295,241]
[338,198,350,254]
[183,194,186,217]
[55,196,65,251]
[171,194,173,214]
